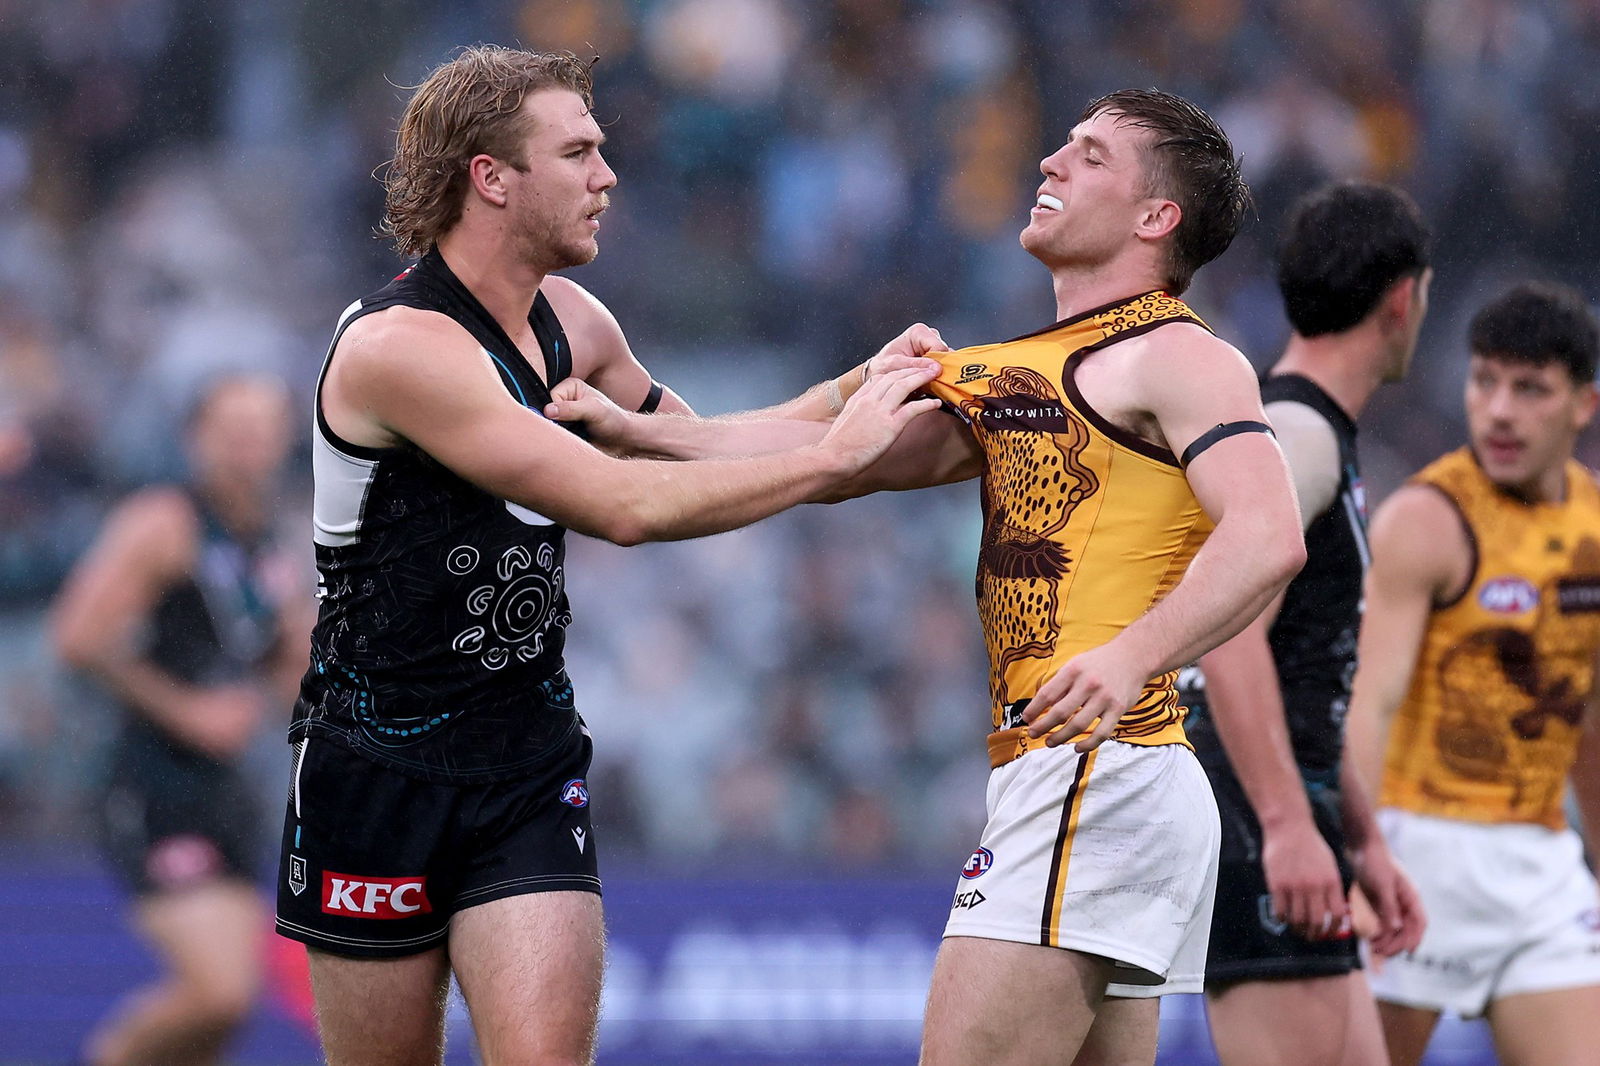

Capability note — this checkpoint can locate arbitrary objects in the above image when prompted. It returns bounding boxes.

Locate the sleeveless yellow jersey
[1380,448,1600,828]
[925,291,1216,766]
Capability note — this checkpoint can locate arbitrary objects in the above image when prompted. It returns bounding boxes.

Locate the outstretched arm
[1023,329,1307,751]
[543,324,948,458]
[325,308,942,546]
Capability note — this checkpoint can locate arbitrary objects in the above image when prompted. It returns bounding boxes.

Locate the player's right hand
[820,364,942,471]
[1261,819,1351,941]
[175,684,264,758]
[868,322,949,377]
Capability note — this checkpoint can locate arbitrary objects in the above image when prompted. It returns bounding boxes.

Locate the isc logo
[321,872,432,918]
[961,846,994,879]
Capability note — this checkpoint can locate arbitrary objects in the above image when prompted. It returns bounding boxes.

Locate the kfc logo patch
[321,873,432,918]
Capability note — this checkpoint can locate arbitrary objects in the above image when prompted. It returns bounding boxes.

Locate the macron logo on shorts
[321,872,433,918]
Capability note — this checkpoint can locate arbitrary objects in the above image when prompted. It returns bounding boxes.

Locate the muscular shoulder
[337,305,477,370]
[1127,323,1254,391]
[1370,482,1473,596]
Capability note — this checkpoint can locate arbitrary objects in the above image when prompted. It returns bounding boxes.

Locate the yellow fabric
[1381,448,1600,828]
[927,291,1215,754]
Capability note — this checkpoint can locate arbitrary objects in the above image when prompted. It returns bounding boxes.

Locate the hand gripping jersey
[1382,448,1600,828]
[924,292,1218,767]
[290,251,581,783]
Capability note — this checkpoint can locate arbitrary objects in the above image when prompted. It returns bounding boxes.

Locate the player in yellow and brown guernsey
[1346,282,1600,1066]
[548,88,1307,1066]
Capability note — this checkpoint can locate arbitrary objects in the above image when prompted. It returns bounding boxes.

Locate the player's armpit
[1345,484,1473,792]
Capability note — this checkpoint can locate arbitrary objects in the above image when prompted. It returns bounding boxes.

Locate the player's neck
[435,229,546,339]
[1272,330,1389,420]
[1048,262,1169,323]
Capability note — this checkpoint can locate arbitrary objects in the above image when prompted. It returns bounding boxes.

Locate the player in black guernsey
[52,376,308,1066]
[1179,183,1432,1066]
[280,46,945,1066]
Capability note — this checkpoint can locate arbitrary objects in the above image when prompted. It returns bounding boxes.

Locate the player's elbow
[50,614,102,672]
[1264,526,1307,588]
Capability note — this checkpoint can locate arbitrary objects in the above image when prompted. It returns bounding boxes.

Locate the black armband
[637,380,665,414]
[1178,420,1274,468]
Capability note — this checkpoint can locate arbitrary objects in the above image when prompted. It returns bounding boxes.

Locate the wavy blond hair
[382,45,594,258]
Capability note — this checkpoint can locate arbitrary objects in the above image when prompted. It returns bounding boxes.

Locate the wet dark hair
[1278,181,1431,337]
[1469,282,1598,384]
[1079,88,1250,294]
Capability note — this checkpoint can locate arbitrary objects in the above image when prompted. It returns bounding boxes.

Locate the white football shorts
[1371,807,1600,1018]
[943,739,1221,997]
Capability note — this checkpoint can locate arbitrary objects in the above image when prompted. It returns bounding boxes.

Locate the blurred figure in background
[49,374,307,1066]
[1182,181,1432,1066]
[1348,283,1600,1066]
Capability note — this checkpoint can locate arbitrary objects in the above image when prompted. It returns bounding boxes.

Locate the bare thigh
[1376,1000,1441,1066]
[308,947,452,1066]
[1206,972,1388,1066]
[1487,984,1600,1066]
[920,935,1112,1066]
[449,890,605,1066]
[1072,996,1160,1066]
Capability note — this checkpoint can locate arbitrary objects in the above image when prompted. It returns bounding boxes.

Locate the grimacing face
[1021,109,1169,272]
[1465,353,1597,495]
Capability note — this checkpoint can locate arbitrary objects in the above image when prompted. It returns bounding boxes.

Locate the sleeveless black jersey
[290,250,582,784]
[123,491,284,761]
[1184,373,1367,777]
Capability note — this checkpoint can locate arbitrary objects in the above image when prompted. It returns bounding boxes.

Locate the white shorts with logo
[943,739,1221,997]
[1371,808,1600,1018]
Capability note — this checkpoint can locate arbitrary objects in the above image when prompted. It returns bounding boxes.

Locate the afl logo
[1478,577,1539,615]
[559,779,589,808]
[961,846,994,879]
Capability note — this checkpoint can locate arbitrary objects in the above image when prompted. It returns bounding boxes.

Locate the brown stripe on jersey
[1040,749,1097,946]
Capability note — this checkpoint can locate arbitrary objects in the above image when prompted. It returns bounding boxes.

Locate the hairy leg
[1487,984,1600,1066]
[308,945,451,1066]
[449,891,605,1066]
[85,880,264,1066]
[1206,972,1388,1066]
[920,935,1111,1066]
[1071,995,1160,1066]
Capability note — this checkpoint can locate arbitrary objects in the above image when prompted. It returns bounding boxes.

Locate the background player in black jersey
[51,375,307,1066]
[281,46,943,1066]
[1180,182,1431,1066]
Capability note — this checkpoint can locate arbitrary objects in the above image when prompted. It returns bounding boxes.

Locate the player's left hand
[1020,641,1149,753]
[545,378,632,448]
[1350,838,1426,958]
[861,323,949,383]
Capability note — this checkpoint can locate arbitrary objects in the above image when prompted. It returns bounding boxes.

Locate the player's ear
[467,154,511,208]
[1135,199,1181,243]
[1572,381,1599,432]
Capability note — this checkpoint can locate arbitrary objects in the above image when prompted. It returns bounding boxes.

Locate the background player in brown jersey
[51,376,308,1066]
[1347,282,1600,1066]
[1182,182,1431,1066]
[552,88,1306,1066]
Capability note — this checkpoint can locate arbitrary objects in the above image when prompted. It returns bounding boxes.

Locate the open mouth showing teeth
[1036,194,1063,211]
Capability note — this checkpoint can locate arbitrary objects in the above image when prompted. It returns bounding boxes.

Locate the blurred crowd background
[3,0,1600,874]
